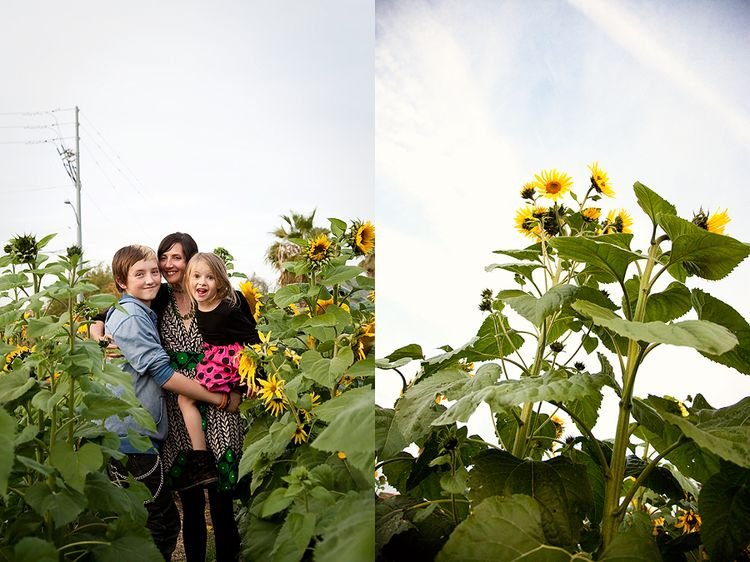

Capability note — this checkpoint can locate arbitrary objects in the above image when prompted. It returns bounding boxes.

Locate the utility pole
[74,106,82,252]
[59,107,83,302]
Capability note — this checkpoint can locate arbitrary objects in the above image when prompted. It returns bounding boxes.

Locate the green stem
[511,321,547,458]
[615,438,687,517]
[601,241,658,547]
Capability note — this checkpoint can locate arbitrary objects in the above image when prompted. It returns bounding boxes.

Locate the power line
[80,113,147,200]
[0,185,68,193]
[79,143,119,193]
[0,136,75,145]
[0,107,75,117]
[0,122,75,129]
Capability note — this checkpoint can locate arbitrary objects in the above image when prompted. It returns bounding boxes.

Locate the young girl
[179,252,259,455]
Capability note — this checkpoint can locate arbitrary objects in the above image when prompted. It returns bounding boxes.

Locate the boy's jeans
[109,453,180,560]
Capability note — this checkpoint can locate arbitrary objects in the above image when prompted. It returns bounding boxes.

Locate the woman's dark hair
[157,232,198,261]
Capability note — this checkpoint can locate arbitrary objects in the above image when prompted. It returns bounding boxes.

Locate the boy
[105,245,238,560]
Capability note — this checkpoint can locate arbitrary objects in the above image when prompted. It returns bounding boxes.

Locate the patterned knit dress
[158,287,245,491]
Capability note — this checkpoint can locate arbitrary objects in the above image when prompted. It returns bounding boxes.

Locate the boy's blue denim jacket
[105,294,174,453]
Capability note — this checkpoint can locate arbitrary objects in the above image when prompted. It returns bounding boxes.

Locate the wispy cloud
[569,0,750,150]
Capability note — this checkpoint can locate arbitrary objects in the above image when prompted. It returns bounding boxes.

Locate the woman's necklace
[169,285,195,321]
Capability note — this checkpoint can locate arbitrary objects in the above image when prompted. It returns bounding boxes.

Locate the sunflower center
[547,181,561,194]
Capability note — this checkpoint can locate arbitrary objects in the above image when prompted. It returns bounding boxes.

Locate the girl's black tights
[179,485,241,562]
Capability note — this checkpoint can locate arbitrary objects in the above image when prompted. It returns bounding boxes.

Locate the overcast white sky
[1,1,373,285]
[376,0,750,438]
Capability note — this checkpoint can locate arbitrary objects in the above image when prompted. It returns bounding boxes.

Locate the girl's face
[189,261,219,307]
[159,243,187,286]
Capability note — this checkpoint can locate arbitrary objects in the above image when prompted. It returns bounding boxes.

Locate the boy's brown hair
[112,245,158,293]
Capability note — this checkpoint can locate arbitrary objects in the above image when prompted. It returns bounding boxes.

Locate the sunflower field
[234,219,374,561]
[0,218,375,561]
[376,167,750,561]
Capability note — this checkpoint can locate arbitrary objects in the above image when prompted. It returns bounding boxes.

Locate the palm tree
[266,210,329,286]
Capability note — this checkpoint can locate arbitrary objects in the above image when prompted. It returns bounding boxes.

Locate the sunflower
[675,509,701,534]
[309,391,321,408]
[581,207,601,222]
[550,415,565,440]
[292,424,309,445]
[252,331,279,357]
[4,345,32,371]
[692,208,730,235]
[520,182,536,200]
[284,348,301,367]
[458,359,474,374]
[306,234,332,264]
[588,161,615,197]
[352,220,375,255]
[258,374,287,416]
[265,396,287,417]
[532,169,573,200]
[651,517,666,536]
[337,451,347,460]
[602,209,633,234]
[238,351,257,386]
[515,206,545,238]
[316,297,350,314]
[356,320,375,360]
[239,280,263,321]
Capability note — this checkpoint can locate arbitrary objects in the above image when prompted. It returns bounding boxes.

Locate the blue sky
[0,1,373,284]
[376,0,750,436]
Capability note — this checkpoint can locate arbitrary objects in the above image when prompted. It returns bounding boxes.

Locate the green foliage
[0,235,162,558]
[698,462,750,562]
[236,217,375,561]
[377,169,750,559]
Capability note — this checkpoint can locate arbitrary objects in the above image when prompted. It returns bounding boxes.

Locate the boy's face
[120,258,161,304]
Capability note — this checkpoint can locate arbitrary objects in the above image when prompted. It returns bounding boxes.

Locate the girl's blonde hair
[185,252,238,306]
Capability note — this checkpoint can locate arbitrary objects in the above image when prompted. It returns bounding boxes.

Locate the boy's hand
[99,335,122,359]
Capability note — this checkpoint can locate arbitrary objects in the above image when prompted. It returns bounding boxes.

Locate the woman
[94,233,245,562]
[155,233,245,562]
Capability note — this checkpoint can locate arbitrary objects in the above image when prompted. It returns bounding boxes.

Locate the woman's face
[159,243,187,286]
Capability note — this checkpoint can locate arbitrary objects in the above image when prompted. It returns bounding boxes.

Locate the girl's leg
[179,487,207,562]
[177,394,207,450]
[207,485,241,562]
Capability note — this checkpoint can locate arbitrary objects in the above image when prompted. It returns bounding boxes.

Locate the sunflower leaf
[273,284,309,307]
[598,514,661,561]
[396,368,485,439]
[313,387,374,460]
[434,369,604,426]
[0,408,15,496]
[622,278,692,323]
[318,265,363,285]
[572,300,738,355]
[659,396,750,469]
[698,462,750,562]
[491,245,542,261]
[632,398,721,483]
[691,289,750,375]
[659,214,750,280]
[484,261,543,279]
[497,284,579,327]
[375,406,407,460]
[549,236,642,285]
[633,181,677,227]
[435,495,578,562]
[468,451,594,549]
